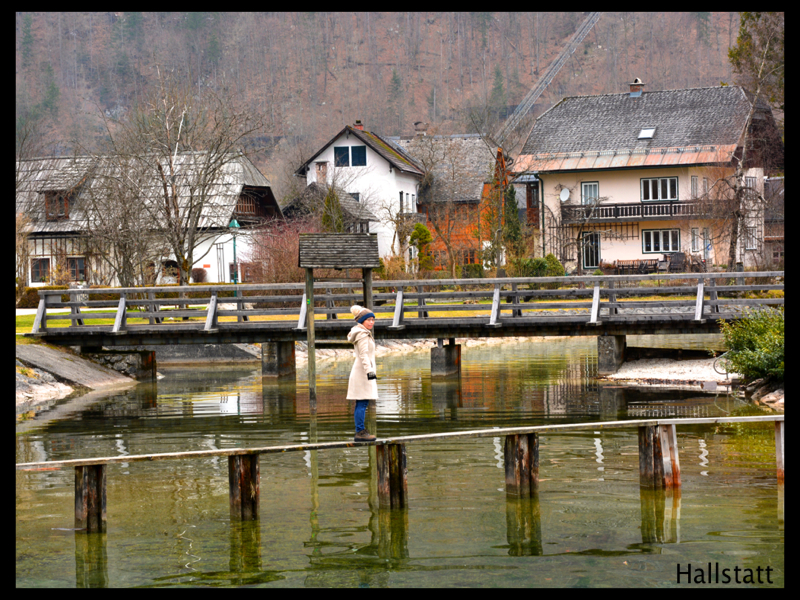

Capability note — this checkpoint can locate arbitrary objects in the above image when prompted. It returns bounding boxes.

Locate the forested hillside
[16,12,742,200]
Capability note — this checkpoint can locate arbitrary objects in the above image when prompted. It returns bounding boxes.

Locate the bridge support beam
[638,424,681,490]
[75,464,106,533]
[597,334,626,375]
[431,339,460,377]
[376,443,408,509]
[504,433,539,497]
[261,341,296,378]
[228,453,260,520]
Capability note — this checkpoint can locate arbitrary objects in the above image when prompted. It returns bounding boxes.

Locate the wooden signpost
[297,233,381,401]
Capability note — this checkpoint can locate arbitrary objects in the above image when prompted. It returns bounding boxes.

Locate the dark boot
[354,430,376,442]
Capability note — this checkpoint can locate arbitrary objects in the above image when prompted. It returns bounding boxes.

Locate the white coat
[346,323,378,400]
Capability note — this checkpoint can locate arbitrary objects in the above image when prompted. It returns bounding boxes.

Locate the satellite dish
[559,188,570,202]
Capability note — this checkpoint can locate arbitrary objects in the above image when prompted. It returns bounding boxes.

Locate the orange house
[389,133,512,272]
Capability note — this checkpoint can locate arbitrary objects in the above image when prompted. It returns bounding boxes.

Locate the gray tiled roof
[282,182,379,222]
[390,134,496,203]
[16,152,276,234]
[521,86,754,155]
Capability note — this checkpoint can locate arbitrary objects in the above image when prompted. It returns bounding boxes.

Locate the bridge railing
[30,271,784,334]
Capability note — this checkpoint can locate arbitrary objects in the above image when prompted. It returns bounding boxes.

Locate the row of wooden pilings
[31,416,782,532]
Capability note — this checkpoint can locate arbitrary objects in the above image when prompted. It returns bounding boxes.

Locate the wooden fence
[16,415,784,533]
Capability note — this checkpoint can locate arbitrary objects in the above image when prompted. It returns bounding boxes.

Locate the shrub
[544,253,565,277]
[718,307,784,383]
[191,268,208,283]
[16,285,69,308]
[461,263,484,279]
[544,253,564,289]
[511,257,547,278]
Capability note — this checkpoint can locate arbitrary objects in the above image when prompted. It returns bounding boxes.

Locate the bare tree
[100,68,264,285]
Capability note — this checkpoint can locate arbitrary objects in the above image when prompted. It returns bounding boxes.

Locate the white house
[294,120,425,259]
[16,153,281,288]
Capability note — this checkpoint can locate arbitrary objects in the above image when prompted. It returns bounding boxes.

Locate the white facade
[302,130,421,259]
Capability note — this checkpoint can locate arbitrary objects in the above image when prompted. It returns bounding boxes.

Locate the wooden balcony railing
[562,200,707,223]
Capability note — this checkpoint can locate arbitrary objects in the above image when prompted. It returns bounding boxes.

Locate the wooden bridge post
[69,290,85,327]
[75,464,106,533]
[228,453,260,520]
[504,433,539,497]
[376,443,407,509]
[775,420,784,483]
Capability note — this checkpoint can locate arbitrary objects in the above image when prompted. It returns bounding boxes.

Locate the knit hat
[350,305,375,324]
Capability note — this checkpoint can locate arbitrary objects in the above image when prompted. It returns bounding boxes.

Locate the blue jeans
[354,400,370,433]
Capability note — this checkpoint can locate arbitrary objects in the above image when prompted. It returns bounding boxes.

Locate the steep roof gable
[295,125,424,178]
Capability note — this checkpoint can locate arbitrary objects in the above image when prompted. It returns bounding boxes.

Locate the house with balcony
[16,152,281,287]
[512,80,784,272]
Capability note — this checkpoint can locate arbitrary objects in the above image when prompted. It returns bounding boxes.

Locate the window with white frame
[581,182,599,205]
[745,226,757,250]
[641,177,678,201]
[691,176,698,198]
[691,228,700,252]
[643,229,680,253]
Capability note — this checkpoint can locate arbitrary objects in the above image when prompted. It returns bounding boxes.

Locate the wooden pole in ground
[228,454,260,520]
[376,443,408,508]
[75,465,106,533]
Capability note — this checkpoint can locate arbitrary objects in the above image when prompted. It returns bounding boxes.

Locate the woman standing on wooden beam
[347,305,378,442]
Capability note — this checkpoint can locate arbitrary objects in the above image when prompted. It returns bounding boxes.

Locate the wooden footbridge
[16,415,784,533]
[27,271,783,347]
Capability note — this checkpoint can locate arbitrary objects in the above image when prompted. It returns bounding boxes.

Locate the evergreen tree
[490,65,506,116]
[321,187,345,233]
[21,14,34,69]
[387,69,403,135]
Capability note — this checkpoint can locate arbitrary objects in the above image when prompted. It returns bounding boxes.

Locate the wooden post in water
[638,425,681,489]
[504,433,539,497]
[775,420,784,483]
[228,454,260,520]
[75,464,106,533]
[376,443,407,509]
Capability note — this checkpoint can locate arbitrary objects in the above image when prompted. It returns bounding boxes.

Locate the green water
[16,336,783,587]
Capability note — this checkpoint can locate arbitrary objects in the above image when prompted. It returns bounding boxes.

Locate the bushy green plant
[543,253,564,289]
[718,307,784,383]
[511,257,547,278]
[461,263,484,279]
[544,253,564,277]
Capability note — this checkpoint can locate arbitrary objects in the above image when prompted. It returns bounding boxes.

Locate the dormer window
[44,190,72,221]
[638,127,656,139]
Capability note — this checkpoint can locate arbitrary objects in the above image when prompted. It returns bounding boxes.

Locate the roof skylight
[639,127,656,139]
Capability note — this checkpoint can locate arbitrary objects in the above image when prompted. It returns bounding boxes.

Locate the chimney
[354,119,364,131]
[414,121,429,136]
[629,78,645,98]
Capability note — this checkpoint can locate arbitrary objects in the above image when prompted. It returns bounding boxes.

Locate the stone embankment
[16,344,137,415]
